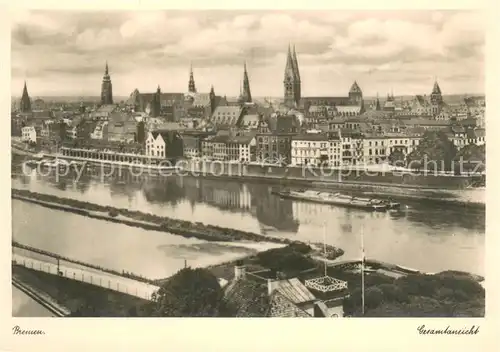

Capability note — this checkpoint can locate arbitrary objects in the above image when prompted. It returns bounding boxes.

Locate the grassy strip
[13,265,149,317]
[11,189,295,245]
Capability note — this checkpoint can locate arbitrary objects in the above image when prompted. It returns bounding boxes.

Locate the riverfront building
[256,114,300,164]
[145,130,184,159]
[290,132,342,167]
[201,130,257,162]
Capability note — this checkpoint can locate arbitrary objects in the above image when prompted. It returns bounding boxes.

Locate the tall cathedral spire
[375,93,381,111]
[188,63,197,93]
[100,61,113,105]
[20,81,32,113]
[292,45,300,81]
[284,44,301,108]
[238,62,252,104]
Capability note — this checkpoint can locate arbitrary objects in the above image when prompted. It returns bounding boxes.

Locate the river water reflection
[12,286,54,317]
[11,163,485,277]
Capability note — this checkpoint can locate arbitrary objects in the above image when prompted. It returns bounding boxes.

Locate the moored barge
[272,189,400,211]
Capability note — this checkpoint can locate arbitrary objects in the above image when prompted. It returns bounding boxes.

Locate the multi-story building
[256,115,300,165]
[182,135,202,159]
[201,134,227,161]
[200,130,256,162]
[361,135,389,164]
[107,112,144,144]
[339,129,364,165]
[448,126,485,150]
[90,121,109,140]
[21,126,37,143]
[145,130,183,159]
[127,89,186,121]
[209,106,244,128]
[290,132,342,167]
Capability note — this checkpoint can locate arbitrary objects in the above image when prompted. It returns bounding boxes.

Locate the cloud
[11,10,485,97]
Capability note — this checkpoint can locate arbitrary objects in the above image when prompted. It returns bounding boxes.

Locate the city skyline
[11,10,485,97]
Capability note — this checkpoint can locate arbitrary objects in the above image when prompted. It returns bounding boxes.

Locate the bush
[288,242,312,254]
[150,267,227,317]
[378,283,410,303]
[256,245,316,274]
[108,209,119,217]
[365,287,384,309]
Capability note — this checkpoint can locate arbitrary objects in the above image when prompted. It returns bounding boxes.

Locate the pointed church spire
[375,93,381,111]
[20,80,31,113]
[188,63,197,93]
[241,61,252,103]
[101,61,113,105]
[285,43,295,81]
[292,45,300,81]
[284,44,301,108]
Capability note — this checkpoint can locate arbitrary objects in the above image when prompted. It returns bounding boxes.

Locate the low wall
[182,160,482,191]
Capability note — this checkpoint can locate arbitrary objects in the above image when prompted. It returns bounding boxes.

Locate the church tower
[209,85,217,114]
[100,61,113,105]
[284,44,301,108]
[292,45,301,106]
[375,93,381,111]
[20,81,32,113]
[348,81,363,105]
[188,63,197,94]
[430,80,443,106]
[151,85,162,117]
[239,62,252,103]
[430,80,443,116]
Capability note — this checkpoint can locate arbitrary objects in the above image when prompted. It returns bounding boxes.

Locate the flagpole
[323,221,327,277]
[361,224,365,316]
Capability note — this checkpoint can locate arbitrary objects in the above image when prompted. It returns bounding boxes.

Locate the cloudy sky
[11,10,485,98]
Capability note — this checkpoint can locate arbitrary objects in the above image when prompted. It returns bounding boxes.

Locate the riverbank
[15,150,485,207]
[198,173,485,209]
[12,273,70,317]
[11,189,329,248]
[12,265,148,317]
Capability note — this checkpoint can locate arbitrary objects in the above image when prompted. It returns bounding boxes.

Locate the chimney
[234,263,246,280]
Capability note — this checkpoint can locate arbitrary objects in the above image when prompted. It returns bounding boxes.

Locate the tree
[406,131,457,171]
[149,267,227,317]
[388,149,406,167]
[453,144,485,173]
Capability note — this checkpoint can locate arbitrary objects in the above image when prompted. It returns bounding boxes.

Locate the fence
[12,254,158,301]
[12,240,156,285]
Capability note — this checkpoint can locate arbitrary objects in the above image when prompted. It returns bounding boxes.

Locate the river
[11,162,485,277]
[12,286,54,317]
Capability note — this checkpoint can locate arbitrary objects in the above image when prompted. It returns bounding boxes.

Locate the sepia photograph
[10,9,486,319]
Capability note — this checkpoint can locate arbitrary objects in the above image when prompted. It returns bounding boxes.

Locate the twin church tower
[284,44,302,108]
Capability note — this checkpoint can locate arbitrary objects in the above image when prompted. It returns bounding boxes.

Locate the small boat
[272,189,390,211]
[386,201,401,210]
